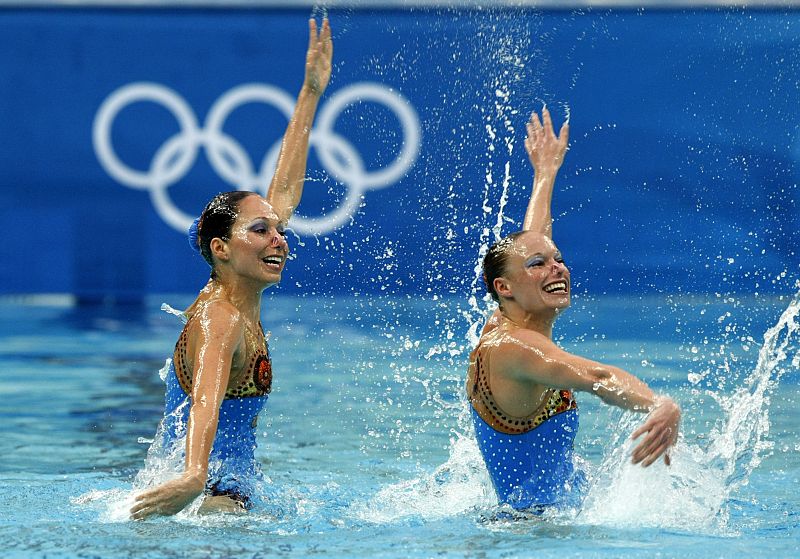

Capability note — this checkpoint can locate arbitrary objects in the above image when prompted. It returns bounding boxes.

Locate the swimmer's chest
[173,320,272,398]
[468,344,576,434]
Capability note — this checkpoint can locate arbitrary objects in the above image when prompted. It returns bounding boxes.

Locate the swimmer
[467,107,681,512]
[130,17,333,520]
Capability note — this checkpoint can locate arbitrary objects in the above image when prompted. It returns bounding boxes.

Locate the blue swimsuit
[158,313,272,508]
[468,342,586,511]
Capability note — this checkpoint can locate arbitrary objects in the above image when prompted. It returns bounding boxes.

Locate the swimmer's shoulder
[184,298,246,342]
[480,323,558,381]
[480,309,502,337]
[183,280,217,316]
[479,312,551,350]
[197,298,242,322]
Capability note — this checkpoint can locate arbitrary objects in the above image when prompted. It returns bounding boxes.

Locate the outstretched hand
[631,398,681,467]
[525,107,569,175]
[303,18,333,96]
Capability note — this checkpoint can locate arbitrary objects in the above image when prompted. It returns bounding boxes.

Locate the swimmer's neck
[499,307,557,338]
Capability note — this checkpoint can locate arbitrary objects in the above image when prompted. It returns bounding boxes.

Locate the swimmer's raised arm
[267,17,333,225]
[131,302,242,520]
[481,108,569,330]
[522,107,569,237]
[493,329,681,467]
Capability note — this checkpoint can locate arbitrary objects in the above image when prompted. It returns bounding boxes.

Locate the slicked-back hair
[197,191,257,278]
[483,231,527,303]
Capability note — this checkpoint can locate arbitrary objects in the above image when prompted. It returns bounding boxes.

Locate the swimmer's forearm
[522,109,568,237]
[267,18,332,224]
[183,356,232,481]
[587,364,661,412]
[183,403,221,480]
[266,87,321,223]
[182,372,228,482]
[523,170,556,236]
[131,399,223,519]
[182,303,239,485]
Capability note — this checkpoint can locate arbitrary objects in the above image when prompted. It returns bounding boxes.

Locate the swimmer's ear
[210,237,230,262]
[494,277,513,299]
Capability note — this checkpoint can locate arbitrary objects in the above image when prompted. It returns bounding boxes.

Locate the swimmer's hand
[525,106,569,175]
[631,397,681,467]
[303,17,333,96]
[130,472,205,520]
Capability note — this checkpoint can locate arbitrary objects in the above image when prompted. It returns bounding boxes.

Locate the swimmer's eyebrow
[248,216,280,225]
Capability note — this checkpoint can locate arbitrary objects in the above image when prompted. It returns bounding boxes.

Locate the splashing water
[362,291,799,532]
[74,360,201,522]
[349,432,495,524]
[578,291,798,532]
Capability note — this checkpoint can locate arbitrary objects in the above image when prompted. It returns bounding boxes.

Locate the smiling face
[219,195,289,289]
[494,232,571,315]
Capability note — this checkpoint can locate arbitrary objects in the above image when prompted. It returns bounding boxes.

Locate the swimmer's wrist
[650,396,680,414]
[533,167,560,183]
[182,469,207,493]
[650,395,668,409]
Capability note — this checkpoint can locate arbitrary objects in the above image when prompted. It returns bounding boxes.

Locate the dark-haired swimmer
[130,18,333,520]
[467,108,681,512]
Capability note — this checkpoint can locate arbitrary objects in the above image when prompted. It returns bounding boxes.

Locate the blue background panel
[0,8,797,299]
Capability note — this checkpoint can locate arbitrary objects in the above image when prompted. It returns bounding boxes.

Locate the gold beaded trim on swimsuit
[470,349,576,435]
[173,318,272,399]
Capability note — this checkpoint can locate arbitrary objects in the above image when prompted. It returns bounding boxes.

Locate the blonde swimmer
[467,107,681,512]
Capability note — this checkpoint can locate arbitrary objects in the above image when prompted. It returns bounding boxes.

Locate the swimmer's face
[496,232,570,314]
[222,195,289,288]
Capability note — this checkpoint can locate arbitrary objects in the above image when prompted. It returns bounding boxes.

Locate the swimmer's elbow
[584,366,615,394]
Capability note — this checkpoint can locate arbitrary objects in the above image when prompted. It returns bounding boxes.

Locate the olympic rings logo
[93,82,421,235]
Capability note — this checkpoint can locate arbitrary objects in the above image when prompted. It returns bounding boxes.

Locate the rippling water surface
[1,294,798,558]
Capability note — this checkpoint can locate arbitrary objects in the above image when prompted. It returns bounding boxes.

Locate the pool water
[1,293,798,558]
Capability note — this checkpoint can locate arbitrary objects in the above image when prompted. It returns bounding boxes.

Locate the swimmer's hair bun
[188,217,202,254]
